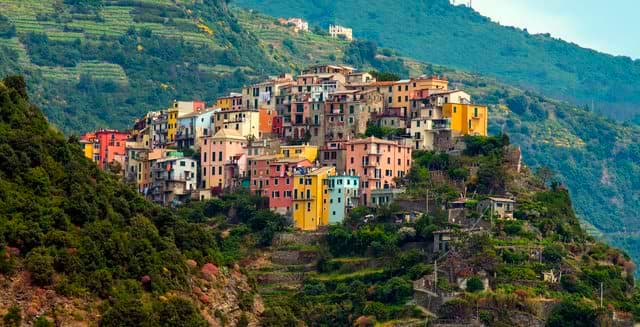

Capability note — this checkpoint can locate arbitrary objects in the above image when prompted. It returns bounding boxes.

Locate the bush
[466,277,484,292]
[547,299,599,327]
[372,277,413,305]
[542,244,565,263]
[25,248,55,286]
[2,306,21,327]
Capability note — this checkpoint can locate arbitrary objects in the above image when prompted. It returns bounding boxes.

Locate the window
[388,96,392,103]
[397,96,401,102]
[468,120,472,129]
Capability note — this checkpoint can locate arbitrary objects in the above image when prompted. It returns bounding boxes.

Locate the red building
[272,116,284,136]
[81,129,129,170]
[268,157,312,215]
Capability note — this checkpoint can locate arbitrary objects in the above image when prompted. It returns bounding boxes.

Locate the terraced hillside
[0,0,278,132]
[235,10,350,71]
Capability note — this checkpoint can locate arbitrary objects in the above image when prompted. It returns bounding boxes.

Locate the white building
[329,24,353,40]
[149,156,198,206]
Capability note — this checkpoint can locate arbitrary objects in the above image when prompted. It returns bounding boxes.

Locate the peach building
[201,129,247,190]
[345,137,412,206]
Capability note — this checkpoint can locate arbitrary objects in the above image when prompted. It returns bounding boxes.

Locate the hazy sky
[468,0,639,59]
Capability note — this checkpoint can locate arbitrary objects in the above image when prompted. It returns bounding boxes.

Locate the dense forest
[234,0,640,121]
[0,76,290,325]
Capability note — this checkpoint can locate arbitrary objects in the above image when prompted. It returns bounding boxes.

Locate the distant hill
[0,0,280,133]
[234,0,640,121]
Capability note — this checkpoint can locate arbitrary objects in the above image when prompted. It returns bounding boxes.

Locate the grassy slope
[234,8,640,270]
[234,0,640,121]
[0,0,279,133]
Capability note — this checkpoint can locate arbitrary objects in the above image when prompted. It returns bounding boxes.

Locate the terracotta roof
[272,157,311,164]
[248,154,283,161]
[370,81,396,86]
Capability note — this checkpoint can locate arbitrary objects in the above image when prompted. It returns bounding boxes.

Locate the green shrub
[25,248,55,286]
[2,306,21,327]
[466,277,484,293]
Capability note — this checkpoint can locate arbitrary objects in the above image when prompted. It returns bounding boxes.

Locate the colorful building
[149,154,198,206]
[327,174,359,224]
[259,107,277,136]
[201,128,247,190]
[216,93,243,111]
[167,101,205,143]
[248,154,283,197]
[279,144,318,162]
[442,103,488,136]
[213,108,260,140]
[268,157,312,215]
[345,137,412,206]
[293,166,336,230]
[80,129,129,171]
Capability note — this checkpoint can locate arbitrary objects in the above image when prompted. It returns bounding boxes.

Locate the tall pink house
[268,157,312,215]
[201,129,247,191]
[345,137,412,206]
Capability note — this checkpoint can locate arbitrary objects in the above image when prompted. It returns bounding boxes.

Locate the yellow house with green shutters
[442,103,488,136]
[280,144,319,163]
[293,166,335,230]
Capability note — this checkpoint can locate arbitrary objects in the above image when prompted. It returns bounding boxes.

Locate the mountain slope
[0,76,268,325]
[234,0,640,121]
[0,0,279,133]
[233,9,640,271]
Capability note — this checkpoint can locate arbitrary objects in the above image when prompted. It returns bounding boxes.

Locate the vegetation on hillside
[0,0,280,133]
[234,0,640,121]
[0,76,289,325]
[252,134,640,326]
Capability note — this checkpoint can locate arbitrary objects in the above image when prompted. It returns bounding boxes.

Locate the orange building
[259,107,277,136]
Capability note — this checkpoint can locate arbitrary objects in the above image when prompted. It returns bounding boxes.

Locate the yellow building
[442,103,488,136]
[280,144,318,162]
[80,139,95,160]
[167,107,179,143]
[293,166,335,230]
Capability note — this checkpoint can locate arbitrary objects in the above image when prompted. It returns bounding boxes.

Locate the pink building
[268,158,312,215]
[345,137,412,206]
[201,129,247,191]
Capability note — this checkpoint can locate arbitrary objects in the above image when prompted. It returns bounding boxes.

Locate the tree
[536,166,555,186]
[2,306,21,327]
[546,299,599,327]
[465,277,484,292]
[25,248,55,286]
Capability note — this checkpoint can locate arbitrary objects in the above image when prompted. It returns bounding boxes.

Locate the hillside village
[80,64,489,231]
[72,64,640,325]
